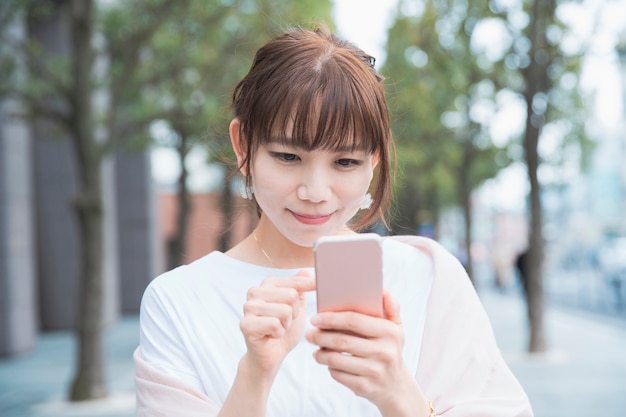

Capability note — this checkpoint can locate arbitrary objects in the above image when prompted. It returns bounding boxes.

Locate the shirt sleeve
[393,236,534,417]
[134,347,220,417]
[139,279,205,394]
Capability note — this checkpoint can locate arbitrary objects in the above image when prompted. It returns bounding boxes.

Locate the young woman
[134,25,533,417]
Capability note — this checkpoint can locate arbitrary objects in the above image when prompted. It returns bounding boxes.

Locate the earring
[240,184,254,200]
[359,193,373,210]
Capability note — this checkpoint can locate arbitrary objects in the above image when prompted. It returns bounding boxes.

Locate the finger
[313,347,374,376]
[266,271,316,293]
[240,315,287,339]
[248,286,300,305]
[382,291,402,324]
[311,311,386,338]
[258,272,314,319]
[307,328,375,357]
[244,298,294,328]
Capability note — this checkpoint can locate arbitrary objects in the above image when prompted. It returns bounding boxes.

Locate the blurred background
[1,0,625,416]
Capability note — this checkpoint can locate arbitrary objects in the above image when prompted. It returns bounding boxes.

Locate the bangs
[246,50,387,155]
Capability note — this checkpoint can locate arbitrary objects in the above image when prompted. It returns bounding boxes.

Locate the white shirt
[139,238,433,417]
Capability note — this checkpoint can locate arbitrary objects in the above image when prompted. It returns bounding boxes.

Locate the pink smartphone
[314,233,384,317]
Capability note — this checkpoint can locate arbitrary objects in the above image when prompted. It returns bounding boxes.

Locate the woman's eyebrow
[266,136,370,153]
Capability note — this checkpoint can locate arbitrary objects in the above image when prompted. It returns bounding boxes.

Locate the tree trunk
[167,132,191,269]
[67,0,107,400]
[219,170,233,252]
[521,0,553,353]
[460,136,474,282]
[395,181,421,235]
[70,183,106,400]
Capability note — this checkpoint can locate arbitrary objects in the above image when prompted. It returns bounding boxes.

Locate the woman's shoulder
[380,236,435,285]
[385,234,446,252]
[385,235,463,266]
[145,251,227,294]
[382,235,437,265]
[144,250,285,298]
[382,235,470,281]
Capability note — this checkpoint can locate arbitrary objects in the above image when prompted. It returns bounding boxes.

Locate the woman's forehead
[260,100,374,152]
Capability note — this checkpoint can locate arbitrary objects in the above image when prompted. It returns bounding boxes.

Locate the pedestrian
[134,24,533,417]
[515,248,529,296]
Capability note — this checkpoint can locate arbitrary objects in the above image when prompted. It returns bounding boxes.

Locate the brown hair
[231,24,394,229]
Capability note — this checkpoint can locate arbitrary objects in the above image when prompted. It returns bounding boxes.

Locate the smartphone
[314,233,384,317]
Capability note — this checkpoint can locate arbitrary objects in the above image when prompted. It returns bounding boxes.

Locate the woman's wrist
[375,373,434,417]
[218,355,277,417]
[237,353,280,391]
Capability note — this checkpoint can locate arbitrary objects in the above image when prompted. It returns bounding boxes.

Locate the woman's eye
[272,152,299,162]
[336,158,361,167]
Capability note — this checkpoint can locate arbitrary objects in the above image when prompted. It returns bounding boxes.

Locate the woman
[134,25,533,417]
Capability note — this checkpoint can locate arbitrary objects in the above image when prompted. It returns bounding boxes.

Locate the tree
[385,3,589,350]
[496,0,590,353]
[520,0,551,354]
[1,0,185,400]
[383,0,513,280]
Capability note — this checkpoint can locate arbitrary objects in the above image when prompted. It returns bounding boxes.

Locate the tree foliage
[383,0,591,351]
[102,0,335,267]
[383,0,516,279]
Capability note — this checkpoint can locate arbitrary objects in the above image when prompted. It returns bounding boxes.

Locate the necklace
[252,232,275,266]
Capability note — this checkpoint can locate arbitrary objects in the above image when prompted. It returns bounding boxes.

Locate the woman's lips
[290,211,333,225]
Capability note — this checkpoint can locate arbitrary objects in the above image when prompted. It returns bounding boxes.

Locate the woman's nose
[296,171,331,203]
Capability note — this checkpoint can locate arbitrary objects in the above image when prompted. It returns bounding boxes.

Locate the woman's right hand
[219,270,314,416]
[239,270,315,378]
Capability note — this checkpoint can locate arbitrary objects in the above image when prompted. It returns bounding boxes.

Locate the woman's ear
[229,118,247,175]
[372,152,380,169]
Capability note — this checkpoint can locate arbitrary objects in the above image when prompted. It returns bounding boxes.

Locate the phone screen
[314,233,383,317]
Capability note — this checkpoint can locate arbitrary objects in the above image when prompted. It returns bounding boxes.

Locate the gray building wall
[31,127,82,329]
[0,1,159,357]
[116,149,160,313]
[28,0,120,330]
[0,99,39,357]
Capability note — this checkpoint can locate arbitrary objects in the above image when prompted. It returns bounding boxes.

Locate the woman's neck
[226,215,356,269]
[251,217,315,269]
[225,219,312,269]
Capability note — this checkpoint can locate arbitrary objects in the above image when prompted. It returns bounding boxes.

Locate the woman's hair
[231,24,394,230]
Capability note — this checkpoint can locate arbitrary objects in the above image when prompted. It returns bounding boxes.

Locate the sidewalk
[0,317,138,417]
[1,289,625,417]
[479,288,626,417]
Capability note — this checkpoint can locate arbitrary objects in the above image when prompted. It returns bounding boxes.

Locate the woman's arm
[136,271,315,417]
[218,271,316,417]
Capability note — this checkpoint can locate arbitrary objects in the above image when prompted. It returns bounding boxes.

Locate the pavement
[1,288,626,417]
[0,317,138,417]
[479,289,626,417]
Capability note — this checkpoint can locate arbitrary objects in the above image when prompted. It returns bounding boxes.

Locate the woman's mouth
[290,211,333,225]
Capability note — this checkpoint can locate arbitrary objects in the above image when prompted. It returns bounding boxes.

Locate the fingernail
[311,315,321,326]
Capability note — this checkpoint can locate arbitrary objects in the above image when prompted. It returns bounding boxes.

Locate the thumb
[383,290,401,324]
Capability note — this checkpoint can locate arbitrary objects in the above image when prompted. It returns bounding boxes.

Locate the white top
[139,238,433,417]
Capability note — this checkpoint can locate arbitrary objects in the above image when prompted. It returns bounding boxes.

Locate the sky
[153,0,626,213]
[332,0,398,66]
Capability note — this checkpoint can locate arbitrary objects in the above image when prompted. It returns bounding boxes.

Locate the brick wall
[158,191,257,269]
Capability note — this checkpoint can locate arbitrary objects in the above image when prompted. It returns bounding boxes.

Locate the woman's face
[250,141,376,247]
[231,115,377,248]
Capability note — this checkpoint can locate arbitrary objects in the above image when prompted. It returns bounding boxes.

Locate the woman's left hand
[305,291,425,416]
